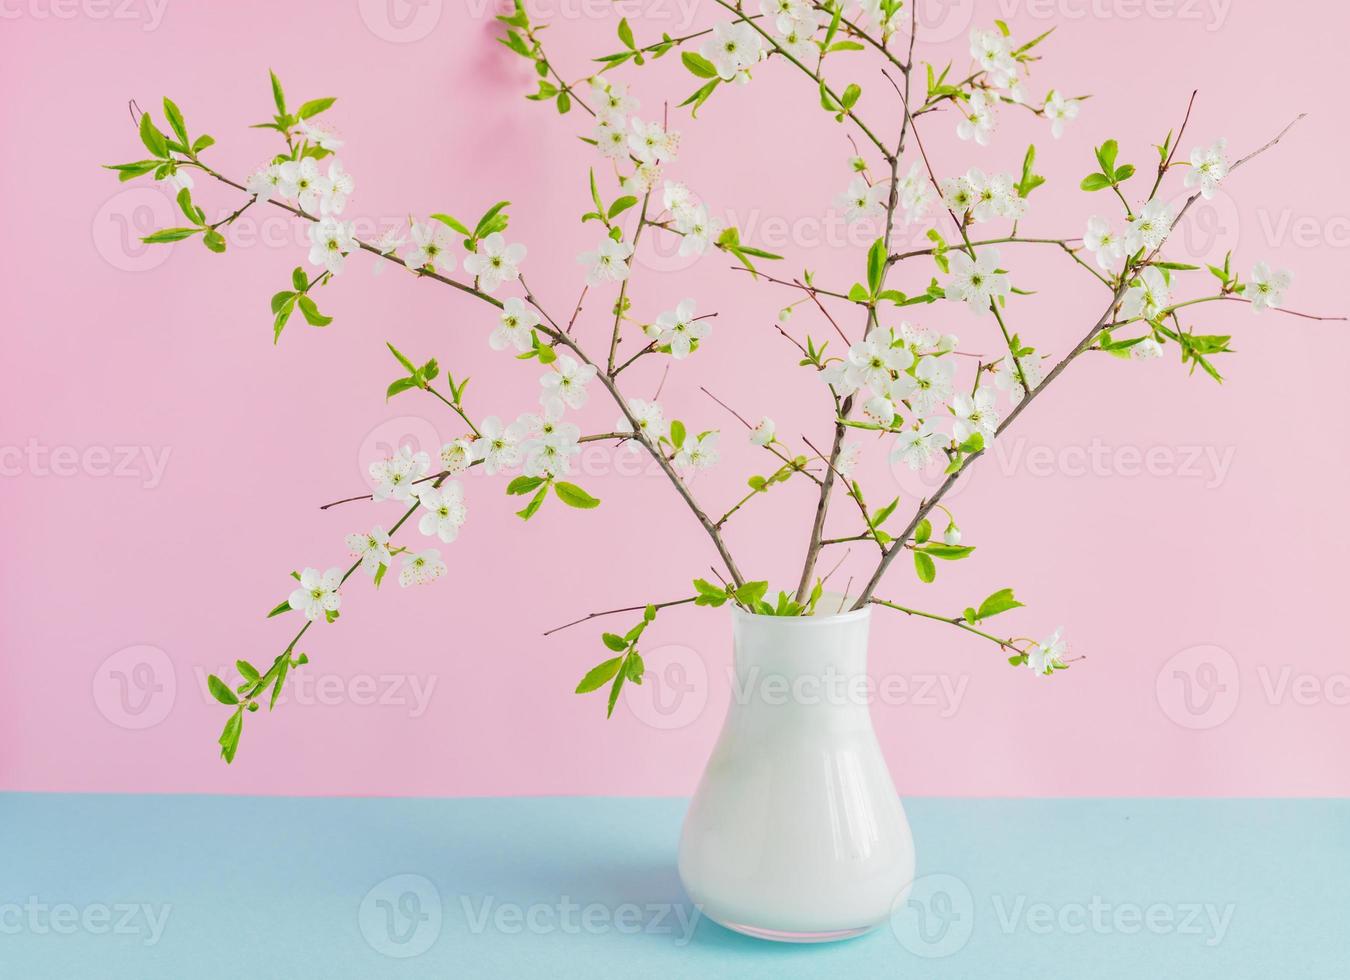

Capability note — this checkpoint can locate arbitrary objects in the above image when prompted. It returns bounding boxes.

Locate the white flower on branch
[663,180,694,221]
[675,431,720,470]
[369,445,430,502]
[1124,199,1173,253]
[316,159,354,216]
[279,157,323,212]
[490,296,539,352]
[837,176,888,224]
[1043,90,1080,139]
[892,355,957,417]
[944,247,1009,313]
[967,169,1023,222]
[941,173,977,220]
[775,11,824,61]
[521,410,581,478]
[951,386,1000,443]
[462,232,526,293]
[298,120,343,151]
[370,226,406,277]
[863,393,897,425]
[540,354,598,413]
[245,164,283,204]
[346,526,392,577]
[288,567,343,622]
[594,119,629,160]
[842,330,916,393]
[956,90,997,146]
[1084,216,1125,271]
[654,298,709,358]
[1027,628,1067,676]
[896,162,935,224]
[890,419,947,471]
[1184,138,1229,200]
[617,398,669,445]
[761,0,810,32]
[306,216,357,275]
[399,549,446,588]
[701,21,763,82]
[856,0,903,38]
[1120,266,1170,322]
[673,204,722,257]
[994,352,1043,405]
[628,118,680,164]
[970,28,1017,89]
[592,78,638,126]
[1131,338,1164,359]
[750,417,776,446]
[403,221,456,275]
[439,438,475,476]
[621,162,664,195]
[1247,262,1291,313]
[578,237,634,285]
[415,483,467,543]
[835,440,862,477]
[475,416,525,475]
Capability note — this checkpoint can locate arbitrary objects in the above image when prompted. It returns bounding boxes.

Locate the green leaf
[681,51,718,78]
[914,518,932,544]
[218,708,243,764]
[208,674,240,706]
[202,230,226,253]
[297,295,332,326]
[602,633,629,652]
[669,420,686,448]
[506,475,546,496]
[735,581,769,608]
[920,543,975,560]
[1095,139,1118,173]
[162,98,189,146]
[1113,163,1135,183]
[297,97,337,120]
[608,196,638,220]
[914,551,936,583]
[386,377,418,400]
[269,656,291,710]
[386,342,417,373]
[430,213,472,236]
[291,267,309,291]
[139,113,169,158]
[577,657,624,693]
[236,660,261,684]
[554,482,600,509]
[104,160,161,182]
[269,69,287,115]
[974,588,1023,621]
[517,484,548,520]
[266,600,291,618]
[141,227,199,244]
[617,17,635,49]
[473,201,511,240]
[866,237,886,295]
[605,665,626,718]
[1079,172,1112,192]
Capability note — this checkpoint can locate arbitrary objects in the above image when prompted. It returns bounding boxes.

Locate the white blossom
[837,176,888,224]
[674,431,720,470]
[943,523,962,546]
[891,355,956,416]
[1120,266,1170,322]
[890,420,947,470]
[369,445,431,501]
[654,298,709,358]
[970,28,1016,88]
[439,438,475,476]
[462,232,526,293]
[490,297,539,352]
[775,11,823,61]
[701,21,763,82]
[521,408,581,478]
[246,164,283,204]
[993,352,1043,404]
[663,180,695,221]
[1043,90,1080,139]
[761,0,810,32]
[863,393,897,425]
[951,386,1000,443]
[1124,199,1173,254]
[298,121,343,151]
[674,203,722,257]
[475,415,525,475]
[592,78,639,126]
[346,526,392,577]
[895,162,935,224]
[540,355,599,413]
[750,417,776,446]
[617,398,668,444]
[288,567,342,621]
[1247,262,1291,313]
[316,159,355,216]
[1084,216,1125,270]
[415,483,467,543]
[594,119,629,160]
[399,548,447,588]
[1131,337,1164,359]
[306,216,357,275]
[628,118,680,164]
[404,221,456,275]
[944,247,1009,313]
[370,226,407,276]
[941,174,978,219]
[278,157,322,211]
[956,90,997,146]
[578,237,634,285]
[1184,138,1228,200]
[1026,628,1066,676]
[835,441,861,477]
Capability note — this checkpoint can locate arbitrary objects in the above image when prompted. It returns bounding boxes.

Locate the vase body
[678,604,914,942]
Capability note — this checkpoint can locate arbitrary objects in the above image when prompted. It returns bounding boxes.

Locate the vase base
[712,916,877,944]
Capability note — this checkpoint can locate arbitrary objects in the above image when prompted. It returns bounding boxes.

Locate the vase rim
[730,600,871,627]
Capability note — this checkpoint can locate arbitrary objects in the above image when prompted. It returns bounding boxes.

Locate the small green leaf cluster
[209,650,309,764]
[384,342,443,400]
[271,267,333,343]
[506,475,600,521]
[911,518,976,583]
[575,603,657,717]
[1080,139,1135,192]
[497,1,573,114]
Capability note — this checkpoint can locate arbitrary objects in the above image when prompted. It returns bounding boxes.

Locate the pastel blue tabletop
[1,794,1345,978]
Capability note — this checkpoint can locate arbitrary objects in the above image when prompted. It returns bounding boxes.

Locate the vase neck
[729,609,874,721]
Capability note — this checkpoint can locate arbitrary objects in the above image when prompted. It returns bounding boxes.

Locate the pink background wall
[2,0,1347,798]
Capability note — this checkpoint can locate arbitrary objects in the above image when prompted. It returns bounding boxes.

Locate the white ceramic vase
[678,602,915,942]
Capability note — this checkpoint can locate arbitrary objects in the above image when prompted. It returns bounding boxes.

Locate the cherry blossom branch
[870,598,1024,651]
[542,596,698,636]
[851,114,1316,609]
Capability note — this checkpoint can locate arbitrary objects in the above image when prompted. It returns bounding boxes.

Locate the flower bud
[749,417,776,446]
[943,523,962,546]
